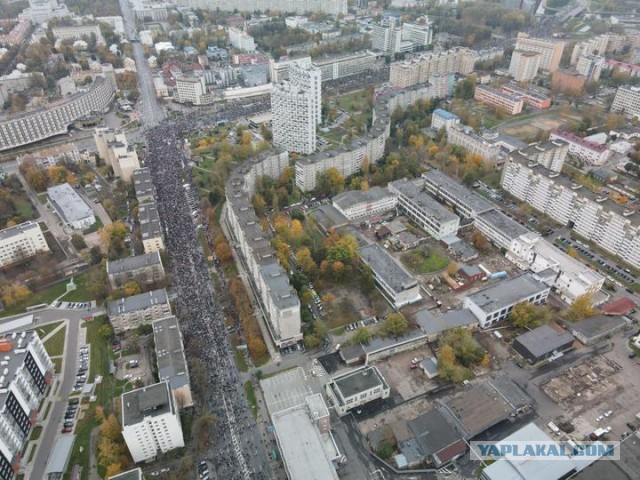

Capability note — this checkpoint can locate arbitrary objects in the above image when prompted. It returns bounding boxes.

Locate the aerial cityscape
[0,0,639,479]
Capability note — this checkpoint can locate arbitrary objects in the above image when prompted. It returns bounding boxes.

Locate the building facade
[513,32,564,72]
[312,52,376,82]
[422,170,493,219]
[174,0,347,15]
[0,331,54,479]
[446,124,501,164]
[474,85,524,115]
[228,27,256,52]
[106,252,165,289]
[431,108,460,131]
[500,82,551,109]
[0,221,50,268]
[549,129,610,166]
[508,50,540,82]
[16,144,81,169]
[388,178,460,240]
[332,187,397,220]
[175,77,207,105]
[611,86,640,119]
[325,366,390,416]
[576,54,604,82]
[106,289,172,333]
[121,382,184,463]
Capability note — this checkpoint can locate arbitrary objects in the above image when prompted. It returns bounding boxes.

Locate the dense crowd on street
[145,123,269,480]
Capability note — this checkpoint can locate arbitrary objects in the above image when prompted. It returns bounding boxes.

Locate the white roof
[47,183,94,223]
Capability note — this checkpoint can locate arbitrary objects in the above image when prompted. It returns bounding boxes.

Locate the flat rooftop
[108,468,144,480]
[358,244,417,294]
[106,251,162,275]
[132,167,154,200]
[138,202,163,238]
[466,273,548,313]
[47,183,94,223]
[570,315,629,340]
[432,108,459,120]
[514,324,575,358]
[106,288,168,316]
[0,220,41,242]
[152,316,189,390]
[261,367,314,415]
[122,381,173,427]
[477,209,530,240]
[272,404,339,480]
[422,169,493,215]
[414,308,478,335]
[389,178,459,224]
[331,366,387,400]
[332,186,393,211]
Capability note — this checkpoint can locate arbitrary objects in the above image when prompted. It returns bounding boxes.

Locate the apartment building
[422,170,493,219]
[372,17,433,56]
[431,108,460,131]
[121,382,184,463]
[515,139,568,172]
[325,366,390,416]
[174,0,347,15]
[501,153,640,269]
[152,316,193,408]
[271,61,321,154]
[550,69,585,95]
[549,129,610,166]
[47,183,96,230]
[312,52,376,82]
[507,232,604,304]
[576,54,604,82]
[446,124,501,164]
[332,187,397,220]
[358,244,421,308]
[295,81,453,191]
[132,168,154,203]
[228,27,256,52]
[224,150,302,348]
[388,178,460,240]
[500,82,551,110]
[463,273,550,327]
[611,86,640,119]
[269,56,312,83]
[0,331,54,479]
[106,288,172,333]
[513,32,564,72]
[138,202,165,253]
[16,144,81,169]
[0,221,50,268]
[508,50,541,82]
[106,252,165,289]
[0,77,115,152]
[570,33,626,65]
[51,24,105,45]
[104,138,140,182]
[390,47,479,88]
[132,1,170,21]
[474,85,524,115]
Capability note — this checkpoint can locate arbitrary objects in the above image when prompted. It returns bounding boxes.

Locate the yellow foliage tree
[105,464,122,478]
[122,281,141,297]
[0,282,32,306]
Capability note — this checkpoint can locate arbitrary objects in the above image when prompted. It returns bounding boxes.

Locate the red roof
[433,439,467,466]
[601,297,636,316]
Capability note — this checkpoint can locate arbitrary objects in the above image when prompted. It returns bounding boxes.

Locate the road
[118,0,165,128]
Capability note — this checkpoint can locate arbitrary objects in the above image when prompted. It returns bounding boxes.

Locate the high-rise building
[175,77,208,105]
[513,33,564,72]
[228,27,256,53]
[121,382,185,463]
[508,50,541,82]
[372,17,434,56]
[570,33,625,65]
[0,331,54,479]
[271,61,321,154]
[576,54,604,82]
[611,86,640,119]
[173,0,347,16]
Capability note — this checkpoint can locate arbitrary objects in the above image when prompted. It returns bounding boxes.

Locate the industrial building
[570,315,629,345]
[325,366,390,416]
[512,324,575,364]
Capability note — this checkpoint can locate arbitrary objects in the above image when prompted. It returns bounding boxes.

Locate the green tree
[564,293,595,321]
[99,324,114,339]
[508,302,552,329]
[316,167,345,196]
[385,312,408,337]
[352,327,371,345]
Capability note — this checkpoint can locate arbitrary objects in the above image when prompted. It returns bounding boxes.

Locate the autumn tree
[352,327,371,345]
[564,293,595,321]
[471,230,491,253]
[99,221,128,259]
[214,237,233,262]
[193,412,218,451]
[316,167,345,196]
[248,334,267,358]
[122,281,141,297]
[385,312,408,337]
[437,328,486,382]
[296,247,318,278]
[0,282,31,306]
[447,261,459,277]
[508,302,552,329]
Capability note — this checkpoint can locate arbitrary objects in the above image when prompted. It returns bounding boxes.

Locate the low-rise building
[152,316,193,408]
[358,244,421,308]
[138,203,165,253]
[570,315,629,345]
[106,252,165,289]
[106,288,171,333]
[512,324,575,364]
[463,273,550,328]
[271,394,340,480]
[51,24,105,45]
[121,381,184,463]
[312,51,376,82]
[332,187,397,220]
[0,221,50,268]
[132,168,154,203]
[500,82,551,109]
[47,183,96,230]
[108,468,145,480]
[431,108,460,131]
[388,178,460,240]
[0,330,54,478]
[474,85,523,115]
[446,124,501,165]
[474,209,530,250]
[507,233,604,304]
[422,170,493,219]
[325,366,390,416]
[16,144,81,169]
[550,69,585,95]
[414,308,479,342]
[406,409,466,467]
[549,129,610,166]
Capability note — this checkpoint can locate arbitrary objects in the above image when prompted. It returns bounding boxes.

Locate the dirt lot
[321,283,391,329]
[359,396,434,438]
[374,346,440,401]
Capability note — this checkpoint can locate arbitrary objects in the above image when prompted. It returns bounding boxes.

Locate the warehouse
[512,324,574,364]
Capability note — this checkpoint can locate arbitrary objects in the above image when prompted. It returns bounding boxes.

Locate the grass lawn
[52,357,62,374]
[0,281,67,318]
[244,381,258,418]
[59,269,94,302]
[43,401,52,421]
[36,321,63,338]
[29,426,42,441]
[43,326,66,357]
[27,444,36,463]
[234,348,249,373]
[15,198,35,219]
[401,248,449,274]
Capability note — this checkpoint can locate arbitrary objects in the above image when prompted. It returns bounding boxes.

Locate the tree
[566,248,580,259]
[193,412,218,451]
[215,240,233,262]
[252,194,266,216]
[304,333,321,349]
[377,442,394,460]
[248,334,267,358]
[508,302,551,329]
[316,167,344,196]
[71,233,87,250]
[447,261,459,277]
[565,293,595,321]
[352,326,371,345]
[385,312,408,337]
[0,282,32,306]
[99,324,114,339]
[122,281,141,297]
[471,230,491,253]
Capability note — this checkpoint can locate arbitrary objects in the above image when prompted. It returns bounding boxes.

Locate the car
[596,415,604,422]
[604,426,612,433]
[411,357,420,365]
[68,399,79,405]
[124,374,132,379]
[62,427,72,433]
[160,468,170,473]
[64,422,74,428]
